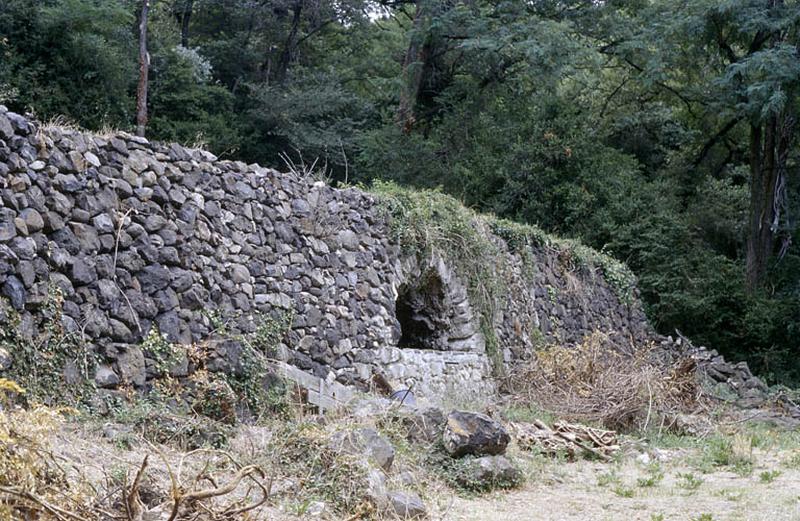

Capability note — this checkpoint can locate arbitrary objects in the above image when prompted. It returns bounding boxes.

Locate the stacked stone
[0,107,401,388]
[0,107,664,398]
[659,336,773,408]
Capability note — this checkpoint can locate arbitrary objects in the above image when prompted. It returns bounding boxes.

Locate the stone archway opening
[396,271,449,351]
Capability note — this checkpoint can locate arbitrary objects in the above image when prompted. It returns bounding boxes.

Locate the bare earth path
[441,448,800,521]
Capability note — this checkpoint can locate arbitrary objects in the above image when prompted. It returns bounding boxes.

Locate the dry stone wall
[0,108,652,402]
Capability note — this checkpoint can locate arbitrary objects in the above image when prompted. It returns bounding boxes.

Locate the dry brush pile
[506,332,706,431]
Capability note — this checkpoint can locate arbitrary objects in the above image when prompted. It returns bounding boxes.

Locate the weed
[1,287,98,404]
[613,485,635,498]
[783,452,800,469]
[637,463,664,488]
[245,310,294,358]
[499,403,557,426]
[425,444,523,493]
[677,472,704,491]
[257,420,373,514]
[141,326,183,375]
[714,488,745,502]
[695,434,754,476]
[759,469,781,483]
[597,470,621,488]
[692,514,715,521]
[650,515,665,521]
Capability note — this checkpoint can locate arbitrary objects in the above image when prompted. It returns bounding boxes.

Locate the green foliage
[141,326,182,375]
[265,420,370,514]
[0,0,135,127]
[106,394,231,450]
[227,311,294,418]
[1,0,799,384]
[636,463,664,488]
[694,435,755,476]
[148,45,241,154]
[759,469,781,483]
[425,446,523,493]
[0,288,97,404]
[677,472,704,491]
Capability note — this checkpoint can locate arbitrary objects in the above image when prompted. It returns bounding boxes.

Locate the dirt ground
[438,446,800,521]
[49,418,800,521]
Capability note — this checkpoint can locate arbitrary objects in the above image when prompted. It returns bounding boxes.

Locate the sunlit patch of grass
[693,434,754,476]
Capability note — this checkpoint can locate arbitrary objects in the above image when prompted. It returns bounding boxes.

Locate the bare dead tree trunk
[397,0,429,133]
[136,0,150,138]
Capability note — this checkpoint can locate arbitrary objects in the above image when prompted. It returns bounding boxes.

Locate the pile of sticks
[510,420,620,461]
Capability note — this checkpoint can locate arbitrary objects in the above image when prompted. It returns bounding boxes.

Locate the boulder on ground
[387,491,426,519]
[456,455,522,491]
[403,407,445,444]
[329,427,395,471]
[443,410,510,457]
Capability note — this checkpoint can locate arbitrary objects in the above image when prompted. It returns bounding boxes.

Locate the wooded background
[1,0,798,383]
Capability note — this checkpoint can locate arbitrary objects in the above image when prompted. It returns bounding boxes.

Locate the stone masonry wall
[0,108,651,402]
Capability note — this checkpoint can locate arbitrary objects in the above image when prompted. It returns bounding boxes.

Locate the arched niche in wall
[393,254,485,353]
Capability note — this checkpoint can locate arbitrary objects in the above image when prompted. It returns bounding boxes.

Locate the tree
[136,0,151,137]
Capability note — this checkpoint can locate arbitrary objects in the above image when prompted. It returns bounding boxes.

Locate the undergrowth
[0,288,97,405]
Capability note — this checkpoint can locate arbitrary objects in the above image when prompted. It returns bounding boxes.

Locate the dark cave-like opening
[396,273,448,350]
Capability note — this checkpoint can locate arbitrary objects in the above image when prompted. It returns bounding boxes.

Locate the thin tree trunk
[180,0,194,47]
[397,0,429,133]
[274,0,303,84]
[136,0,150,138]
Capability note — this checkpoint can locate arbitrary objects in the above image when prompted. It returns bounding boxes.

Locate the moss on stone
[370,181,638,374]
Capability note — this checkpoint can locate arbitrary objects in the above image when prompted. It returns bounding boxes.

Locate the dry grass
[507,331,706,431]
[0,380,274,521]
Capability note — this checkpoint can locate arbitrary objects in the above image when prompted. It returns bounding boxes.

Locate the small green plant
[204,308,229,335]
[141,326,182,375]
[247,310,294,357]
[714,488,745,502]
[499,403,557,426]
[650,515,665,521]
[695,434,754,476]
[597,470,621,488]
[1,287,97,404]
[612,485,635,498]
[692,514,715,521]
[759,469,781,483]
[677,472,704,491]
[426,447,523,493]
[636,463,664,488]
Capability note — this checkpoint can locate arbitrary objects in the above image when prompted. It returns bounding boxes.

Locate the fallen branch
[0,486,90,521]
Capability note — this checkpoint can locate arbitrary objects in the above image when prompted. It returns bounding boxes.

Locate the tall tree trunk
[397,0,430,133]
[274,0,303,84]
[746,117,780,292]
[136,0,150,138]
[180,0,194,47]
